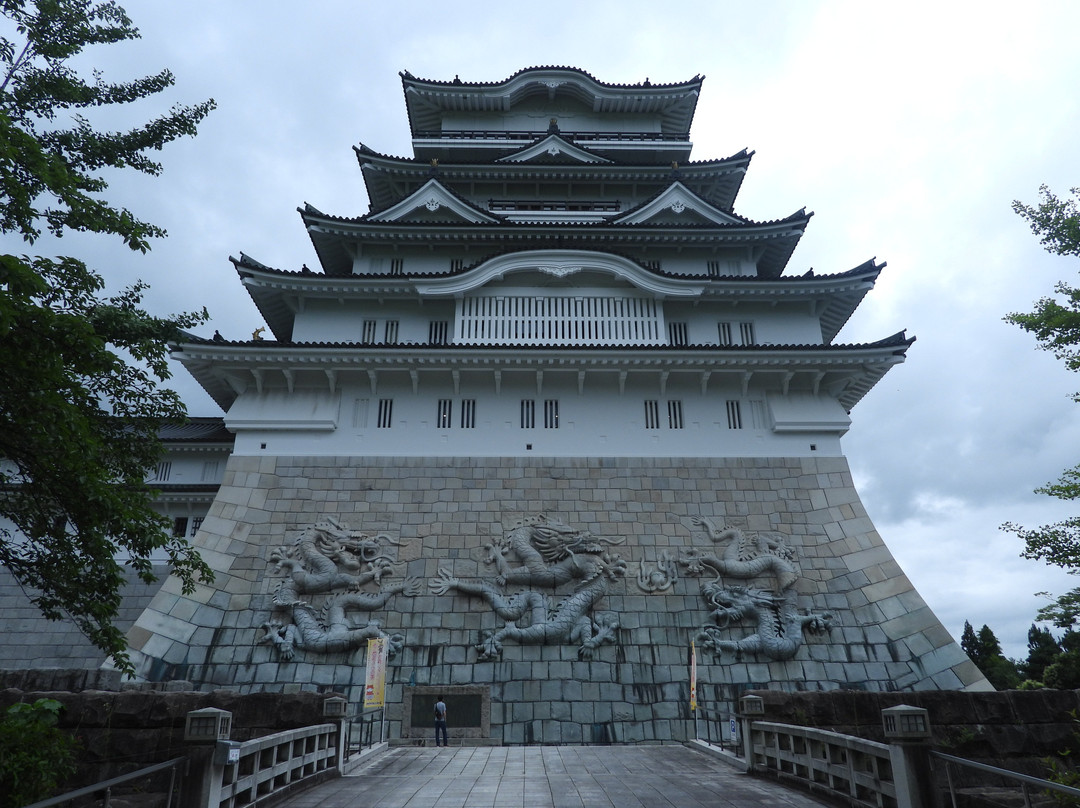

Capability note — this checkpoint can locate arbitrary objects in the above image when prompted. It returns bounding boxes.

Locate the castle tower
[125,68,987,744]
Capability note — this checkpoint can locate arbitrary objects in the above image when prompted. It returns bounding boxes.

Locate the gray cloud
[12,0,1080,659]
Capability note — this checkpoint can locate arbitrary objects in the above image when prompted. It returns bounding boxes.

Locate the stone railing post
[323,696,348,768]
[882,705,936,808]
[737,694,765,771]
[181,707,234,808]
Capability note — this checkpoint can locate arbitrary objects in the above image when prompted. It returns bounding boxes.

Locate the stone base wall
[123,455,987,745]
[0,566,169,670]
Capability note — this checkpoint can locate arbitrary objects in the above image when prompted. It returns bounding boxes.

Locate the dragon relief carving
[680,516,832,661]
[259,517,420,661]
[429,514,626,660]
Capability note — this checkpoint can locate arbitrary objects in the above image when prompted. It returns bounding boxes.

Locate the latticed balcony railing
[487,199,621,213]
[457,295,663,345]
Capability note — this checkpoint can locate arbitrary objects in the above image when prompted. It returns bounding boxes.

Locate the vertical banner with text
[690,639,698,712]
[363,637,387,709]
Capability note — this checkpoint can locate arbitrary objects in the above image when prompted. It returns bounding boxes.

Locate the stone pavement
[278,744,831,808]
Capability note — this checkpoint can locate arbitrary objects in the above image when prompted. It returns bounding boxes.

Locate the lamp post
[882,705,935,808]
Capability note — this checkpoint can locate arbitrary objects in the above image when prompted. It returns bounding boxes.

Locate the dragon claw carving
[428,568,458,596]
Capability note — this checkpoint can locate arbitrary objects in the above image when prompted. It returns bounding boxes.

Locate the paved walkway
[279,745,831,808]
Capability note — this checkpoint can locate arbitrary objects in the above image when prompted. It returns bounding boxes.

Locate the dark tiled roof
[400,66,703,91]
[151,483,223,493]
[354,141,750,169]
[231,245,873,285]
[230,249,876,287]
[158,417,233,443]
[302,205,805,232]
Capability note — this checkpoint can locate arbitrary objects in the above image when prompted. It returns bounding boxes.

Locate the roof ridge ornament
[537,264,583,277]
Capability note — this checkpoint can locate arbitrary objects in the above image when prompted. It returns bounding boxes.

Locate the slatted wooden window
[520,399,535,429]
[437,399,452,428]
[726,400,743,429]
[460,399,476,429]
[667,400,684,429]
[377,399,393,428]
[644,400,660,429]
[429,320,449,344]
[544,399,560,429]
[668,322,688,346]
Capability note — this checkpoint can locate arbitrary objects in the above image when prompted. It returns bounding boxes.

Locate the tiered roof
[174,67,910,418]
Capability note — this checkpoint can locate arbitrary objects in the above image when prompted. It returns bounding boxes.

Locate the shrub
[0,699,79,808]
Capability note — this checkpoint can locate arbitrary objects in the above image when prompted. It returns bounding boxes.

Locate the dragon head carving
[702,584,780,626]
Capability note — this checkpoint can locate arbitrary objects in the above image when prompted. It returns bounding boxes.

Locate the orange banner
[363,637,387,709]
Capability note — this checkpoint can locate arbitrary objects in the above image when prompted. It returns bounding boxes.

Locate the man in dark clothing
[434,695,448,747]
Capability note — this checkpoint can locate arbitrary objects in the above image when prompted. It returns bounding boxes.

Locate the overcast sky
[6,0,1080,659]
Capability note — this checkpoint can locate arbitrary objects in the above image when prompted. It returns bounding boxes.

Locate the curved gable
[412,249,705,298]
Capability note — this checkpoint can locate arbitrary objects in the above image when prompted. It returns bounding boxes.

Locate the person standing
[434,695,448,747]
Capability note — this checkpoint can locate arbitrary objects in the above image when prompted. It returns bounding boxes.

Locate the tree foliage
[0,699,78,808]
[1002,185,1080,640]
[960,621,1020,690]
[0,0,215,673]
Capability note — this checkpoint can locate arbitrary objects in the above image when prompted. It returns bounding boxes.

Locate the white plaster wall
[223,379,845,458]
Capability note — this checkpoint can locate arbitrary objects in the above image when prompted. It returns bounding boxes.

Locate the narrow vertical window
[726,400,743,429]
[429,320,449,345]
[717,322,733,346]
[200,461,220,482]
[450,259,464,271]
[739,322,756,345]
[191,516,205,535]
[667,400,684,429]
[437,399,452,428]
[544,399,560,429]
[460,399,476,429]
[172,516,188,538]
[377,398,393,428]
[668,322,688,346]
[707,260,721,277]
[389,258,404,275]
[384,320,399,344]
[520,399,535,429]
[353,398,370,428]
[153,461,171,482]
[643,259,660,271]
[361,320,377,343]
[644,400,660,430]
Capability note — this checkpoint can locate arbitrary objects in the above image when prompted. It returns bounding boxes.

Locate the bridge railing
[206,723,340,808]
[24,756,188,808]
[746,720,897,808]
[692,702,739,753]
[345,706,385,760]
[733,710,1080,808]
[932,751,1080,808]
